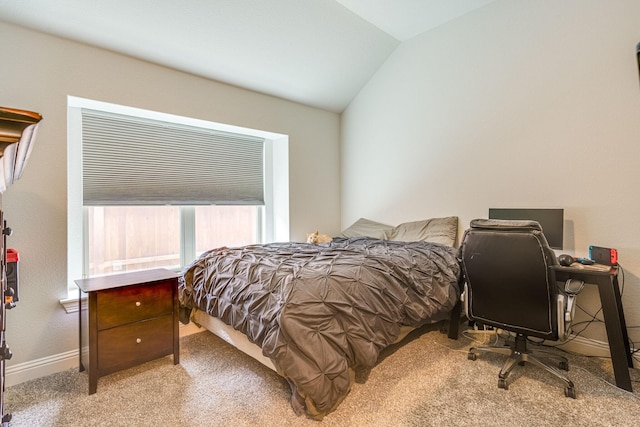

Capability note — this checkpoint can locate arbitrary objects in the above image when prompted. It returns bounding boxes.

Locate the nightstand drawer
[98,314,174,376]
[97,280,173,330]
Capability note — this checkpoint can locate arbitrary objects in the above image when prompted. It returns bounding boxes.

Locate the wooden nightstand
[75,268,180,394]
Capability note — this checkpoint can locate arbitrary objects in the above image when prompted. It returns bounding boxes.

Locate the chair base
[468,333,576,398]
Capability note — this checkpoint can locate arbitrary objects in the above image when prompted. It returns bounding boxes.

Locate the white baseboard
[5,322,204,387]
[5,349,78,387]
[5,329,636,388]
[554,335,612,358]
[554,334,640,363]
[179,321,203,337]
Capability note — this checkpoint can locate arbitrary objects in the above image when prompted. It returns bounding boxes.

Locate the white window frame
[63,96,289,311]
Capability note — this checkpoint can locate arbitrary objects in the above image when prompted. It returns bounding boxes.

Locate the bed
[178,217,461,419]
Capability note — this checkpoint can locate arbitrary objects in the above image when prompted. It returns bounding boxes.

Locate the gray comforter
[179,237,460,419]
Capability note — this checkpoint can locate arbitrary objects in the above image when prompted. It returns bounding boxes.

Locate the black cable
[558,264,639,360]
[482,264,639,362]
[542,265,616,350]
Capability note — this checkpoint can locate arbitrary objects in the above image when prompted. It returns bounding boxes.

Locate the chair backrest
[460,219,559,340]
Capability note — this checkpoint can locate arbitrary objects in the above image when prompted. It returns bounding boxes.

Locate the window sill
[60,289,85,314]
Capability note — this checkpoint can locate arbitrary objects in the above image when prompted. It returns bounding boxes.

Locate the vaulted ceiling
[0,0,495,112]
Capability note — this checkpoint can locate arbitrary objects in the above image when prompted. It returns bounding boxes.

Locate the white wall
[0,22,341,368]
[3,0,640,378]
[342,0,640,345]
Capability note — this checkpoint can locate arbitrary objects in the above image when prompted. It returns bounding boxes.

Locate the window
[194,205,259,256]
[85,205,260,276]
[87,205,181,275]
[66,96,289,306]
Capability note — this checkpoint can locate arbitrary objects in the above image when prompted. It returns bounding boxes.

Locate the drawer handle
[135,301,141,307]
[136,338,142,344]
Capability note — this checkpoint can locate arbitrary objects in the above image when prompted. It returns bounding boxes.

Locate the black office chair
[459,219,580,398]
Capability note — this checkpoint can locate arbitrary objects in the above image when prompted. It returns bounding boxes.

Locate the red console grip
[610,248,618,265]
[6,248,18,263]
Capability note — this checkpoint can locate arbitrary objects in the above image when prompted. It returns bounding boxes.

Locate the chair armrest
[556,278,585,341]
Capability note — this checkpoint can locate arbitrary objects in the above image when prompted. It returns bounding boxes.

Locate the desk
[551,265,633,391]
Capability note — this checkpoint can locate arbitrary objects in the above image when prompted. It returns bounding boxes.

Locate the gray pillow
[341,218,394,239]
[388,217,458,246]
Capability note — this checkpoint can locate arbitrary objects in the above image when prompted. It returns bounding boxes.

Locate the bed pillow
[388,216,458,246]
[341,218,394,239]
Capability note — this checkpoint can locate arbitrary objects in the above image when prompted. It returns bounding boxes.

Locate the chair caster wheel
[559,360,569,371]
[565,387,576,399]
[468,352,477,361]
[498,378,508,389]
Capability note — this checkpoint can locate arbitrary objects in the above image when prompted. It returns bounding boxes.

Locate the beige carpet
[5,326,640,426]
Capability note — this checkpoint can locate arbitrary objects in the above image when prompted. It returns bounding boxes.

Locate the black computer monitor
[488,208,564,250]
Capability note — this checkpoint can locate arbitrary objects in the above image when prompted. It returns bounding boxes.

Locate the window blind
[81,109,265,206]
